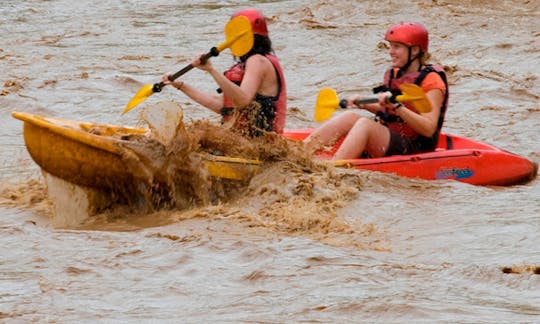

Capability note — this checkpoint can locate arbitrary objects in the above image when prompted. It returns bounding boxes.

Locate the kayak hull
[12,112,260,192]
[12,112,537,188]
[283,129,537,186]
[14,112,144,190]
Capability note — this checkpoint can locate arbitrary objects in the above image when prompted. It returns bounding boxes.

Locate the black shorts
[384,130,432,157]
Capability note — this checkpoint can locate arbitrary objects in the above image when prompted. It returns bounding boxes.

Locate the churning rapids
[1,1,539,322]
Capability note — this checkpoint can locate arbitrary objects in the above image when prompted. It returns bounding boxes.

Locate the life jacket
[220,54,287,135]
[376,64,449,151]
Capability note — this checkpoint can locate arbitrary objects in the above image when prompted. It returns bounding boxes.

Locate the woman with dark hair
[162,8,287,137]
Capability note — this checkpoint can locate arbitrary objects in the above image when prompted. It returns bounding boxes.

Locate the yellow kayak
[12,111,261,192]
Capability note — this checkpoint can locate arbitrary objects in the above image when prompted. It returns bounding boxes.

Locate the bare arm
[172,81,223,114]
[162,53,276,113]
[161,72,223,114]
[393,88,444,137]
[194,53,274,109]
[348,87,443,137]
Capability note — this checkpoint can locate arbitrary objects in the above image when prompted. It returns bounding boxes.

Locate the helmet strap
[397,47,421,77]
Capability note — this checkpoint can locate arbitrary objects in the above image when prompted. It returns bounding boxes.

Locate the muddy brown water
[1,1,539,322]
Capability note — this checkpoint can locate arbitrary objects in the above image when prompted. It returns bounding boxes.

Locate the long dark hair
[238,35,273,62]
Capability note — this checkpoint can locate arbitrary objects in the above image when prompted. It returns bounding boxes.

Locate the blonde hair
[420,52,431,65]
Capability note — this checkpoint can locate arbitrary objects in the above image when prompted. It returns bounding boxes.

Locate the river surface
[1,0,539,322]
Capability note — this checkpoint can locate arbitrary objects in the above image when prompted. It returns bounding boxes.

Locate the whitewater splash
[2,102,384,249]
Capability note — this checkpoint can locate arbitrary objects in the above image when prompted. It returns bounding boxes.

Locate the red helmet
[385,22,428,53]
[232,8,268,37]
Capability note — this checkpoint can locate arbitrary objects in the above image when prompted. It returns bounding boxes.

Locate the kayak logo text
[435,167,474,180]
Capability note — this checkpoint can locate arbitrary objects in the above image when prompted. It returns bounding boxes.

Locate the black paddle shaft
[152,47,220,93]
[339,97,379,108]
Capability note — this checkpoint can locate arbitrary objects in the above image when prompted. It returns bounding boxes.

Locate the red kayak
[283,129,537,186]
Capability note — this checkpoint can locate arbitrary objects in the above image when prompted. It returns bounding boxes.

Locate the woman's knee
[351,116,375,130]
[340,111,361,120]
[327,111,361,130]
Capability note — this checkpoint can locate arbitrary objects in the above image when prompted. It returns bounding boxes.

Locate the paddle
[123,15,254,114]
[314,88,379,122]
[314,83,432,122]
[395,83,431,113]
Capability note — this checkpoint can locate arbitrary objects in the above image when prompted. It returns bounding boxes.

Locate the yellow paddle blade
[123,84,154,115]
[396,83,432,113]
[219,15,254,57]
[123,16,253,115]
[314,87,340,122]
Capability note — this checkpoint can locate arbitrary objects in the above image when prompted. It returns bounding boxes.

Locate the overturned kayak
[283,129,537,186]
[12,112,537,188]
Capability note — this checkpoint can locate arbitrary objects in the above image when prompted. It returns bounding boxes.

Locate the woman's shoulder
[245,54,274,70]
[245,53,269,62]
[421,71,446,94]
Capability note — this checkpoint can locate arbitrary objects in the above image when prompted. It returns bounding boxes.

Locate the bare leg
[333,118,391,160]
[304,111,361,150]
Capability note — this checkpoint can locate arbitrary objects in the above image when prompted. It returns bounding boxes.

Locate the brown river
[1,0,539,322]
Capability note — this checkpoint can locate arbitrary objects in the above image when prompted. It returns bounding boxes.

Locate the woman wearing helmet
[305,22,448,159]
[162,8,287,137]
